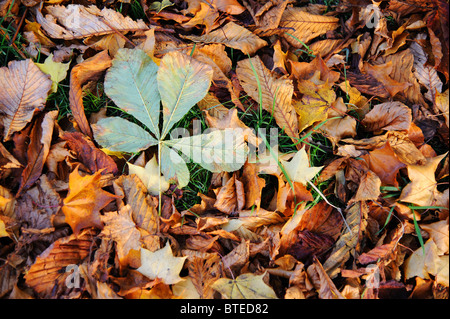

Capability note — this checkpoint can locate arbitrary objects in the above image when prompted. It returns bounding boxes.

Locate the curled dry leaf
[0,59,51,141]
[362,101,412,132]
[69,50,112,138]
[37,4,149,40]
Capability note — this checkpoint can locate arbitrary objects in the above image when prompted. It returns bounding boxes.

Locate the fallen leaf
[16,110,57,197]
[69,50,112,138]
[212,272,278,299]
[435,89,449,128]
[362,62,412,98]
[421,219,449,255]
[399,152,448,207]
[128,156,170,196]
[101,205,141,265]
[307,256,345,299]
[183,22,268,56]
[236,56,299,141]
[280,147,323,186]
[24,228,95,298]
[61,131,118,175]
[62,166,119,234]
[213,173,245,214]
[137,242,187,285]
[404,239,441,280]
[35,53,70,93]
[0,59,52,141]
[362,102,412,132]
[280,7,339,47]
[188,254,223,299]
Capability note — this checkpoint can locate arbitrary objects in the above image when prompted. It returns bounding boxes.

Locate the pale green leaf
[163,129,248,173]
[92,117,158,153]
[104,48,161,138]
[160,144,190,188]
[158,50,213,139]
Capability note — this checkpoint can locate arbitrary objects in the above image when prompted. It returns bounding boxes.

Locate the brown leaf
[237,56,299,141]
[213,173,245,215]
[188,255,223,299]
[0,59,51,141]
[240,161,266,209]
[361,142,406,187]
[62,166,119,234]
[362,62,412,98]
[24,228,95,298]
[285,229,335,262]
[280,7,339,47]
[61,131,118,175]
[182,22,267,55]
[113,175,159,235]
[345,71,390,98]
[297,201,343,241]
[69,50,112,138]
[16,110,57,197]
[244,0,294,33]
[362,102,412,132]
[222,239,249,276]
[307,256,345,299]
[100,205,141,265]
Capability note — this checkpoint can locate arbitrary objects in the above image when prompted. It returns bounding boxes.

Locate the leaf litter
[0,0,448,300]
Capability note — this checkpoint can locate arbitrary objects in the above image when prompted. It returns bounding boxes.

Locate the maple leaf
[212,272,278,299]
[62,166,119,234]
[280,147,323,186]
[127,156,170,196]
[35,53,70,93]
[137,243,187,285]
[399,153,448,207]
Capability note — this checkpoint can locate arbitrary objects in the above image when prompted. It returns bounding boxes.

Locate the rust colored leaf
[286,229,335,262]
[61,131,118,175]
[62,166,119,234]
[24,228,95,298]
[69,50,112,138]
[16,110,57,197]
[188,255,223,299]
[213,173,245,215]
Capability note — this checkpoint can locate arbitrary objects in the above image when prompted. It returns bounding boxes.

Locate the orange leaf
[62,166,119,234]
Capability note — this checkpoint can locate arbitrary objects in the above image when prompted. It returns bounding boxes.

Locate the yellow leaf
[399,153,448,207]
[435,89,449,128]
[137,243,187,285]
[212,272,278,299]
[127,156,170,196]
[0,219,9,238]
[35,53,70,93]
[280,147,323,186]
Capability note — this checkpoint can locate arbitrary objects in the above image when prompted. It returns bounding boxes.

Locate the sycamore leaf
[104,48,161,138]
[62,166,119,234]
[128,156,170,196]
[280,147,323,186]
[158,50,213,139]
[420,220,449,256]
[0,59,52,141]
[182,22,268,55]
[37,4,149,40]
[404,239,441,280]
[35,53,70,93]
[280,7,339,47]
[236,56,299,141]
[212,272,278,299]
[93,117,158,153]
[137,243,187,285]
[399,153,448,207]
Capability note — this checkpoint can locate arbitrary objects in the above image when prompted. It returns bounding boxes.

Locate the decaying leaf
[0,59,52,141]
